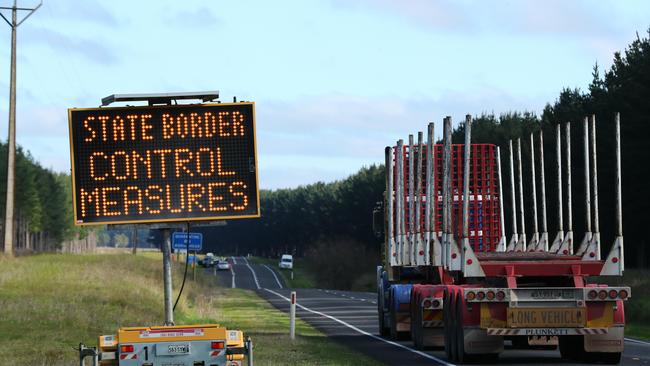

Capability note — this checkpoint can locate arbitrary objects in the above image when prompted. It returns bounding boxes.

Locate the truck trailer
[376,114,630,363]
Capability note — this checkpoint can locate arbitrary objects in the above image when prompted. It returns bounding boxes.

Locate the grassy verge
[0,253,381,366]
[600,268,650,340]
[250,256,317,288]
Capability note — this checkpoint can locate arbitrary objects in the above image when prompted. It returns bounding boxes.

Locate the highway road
[216,257,650,366]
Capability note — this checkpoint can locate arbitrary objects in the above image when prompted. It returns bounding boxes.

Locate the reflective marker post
[290,291,296,340]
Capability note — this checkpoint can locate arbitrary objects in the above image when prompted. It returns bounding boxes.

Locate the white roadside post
[290,291,297,340]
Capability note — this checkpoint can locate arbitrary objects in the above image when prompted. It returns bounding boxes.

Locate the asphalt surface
[209,256,286,290]
[218,257,650,366]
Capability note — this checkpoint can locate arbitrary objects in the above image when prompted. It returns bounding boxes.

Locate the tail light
[423,299,432,308]
[120,345,134,353]
[486,291,495,300]
[432,299,441,308]
[476,291,486,300]
[466,291,476,301]
[619,289,628,299]
[608,290,618,299]
[598,290,607,300]
[211,341,225,349]
[588,290,598,300]
[496,291,505,301]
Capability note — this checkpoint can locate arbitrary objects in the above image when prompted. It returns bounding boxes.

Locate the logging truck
[375,114,630,363]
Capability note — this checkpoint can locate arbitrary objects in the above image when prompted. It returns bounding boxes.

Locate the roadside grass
[250,256,317,288]
[0,253,381,366]
[600,268,650,340]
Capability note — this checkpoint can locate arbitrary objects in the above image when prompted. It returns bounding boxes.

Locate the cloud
[254,90,545,188]
[21,26,118,65]
[42,0,121,27]
[163,6,219,29]
[331,0,623,38]
[330,0,472,32]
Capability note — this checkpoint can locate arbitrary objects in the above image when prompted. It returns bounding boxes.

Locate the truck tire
[559,335,583,361]
[455,292,470,363]
[378,304,389,337]
[585,352,621,364]
[412,294,425,349]
[443,290,453,360]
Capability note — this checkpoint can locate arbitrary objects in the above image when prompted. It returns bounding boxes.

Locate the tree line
[204,29,650,268]
[3,29,649,269]
[0,144,91,253]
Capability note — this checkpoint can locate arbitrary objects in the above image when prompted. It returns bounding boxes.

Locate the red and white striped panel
[576,328,607,335]
[210,350,226,357]
[119,354,137,360]
[422,320,444,327]
[487,329,520,336]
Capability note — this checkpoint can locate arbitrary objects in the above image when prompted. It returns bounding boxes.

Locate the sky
[0,0,648,189]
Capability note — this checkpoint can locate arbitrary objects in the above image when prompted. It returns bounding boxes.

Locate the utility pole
[0,1,41,255]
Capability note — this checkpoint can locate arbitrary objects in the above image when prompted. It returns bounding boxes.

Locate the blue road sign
[172,232,203,251]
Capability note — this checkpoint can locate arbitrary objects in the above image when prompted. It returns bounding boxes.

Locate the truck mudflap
[390,284,412,335]
[463,326,504,354]
[584,325,625,353]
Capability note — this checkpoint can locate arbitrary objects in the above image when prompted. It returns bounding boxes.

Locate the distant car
[278,254,293,270]
[201,254,216,268]
[216,260,231,271]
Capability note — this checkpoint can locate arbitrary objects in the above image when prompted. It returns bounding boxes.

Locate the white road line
[242,257,260,290]
[264,289,455,366]
[232,256,238,265]
[263,264,284,289]
[230,265,236,288]
[625,337,650,346]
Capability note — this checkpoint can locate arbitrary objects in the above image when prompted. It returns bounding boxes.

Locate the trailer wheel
[448,290,459,362]
[559,336,582,361]
[412,294,425,349]
[455,292,470,363]
[378,302,389,337]
[389,292,399,340]
[377,273,389,337]
[585,352,621,365]
[443,290,453,361]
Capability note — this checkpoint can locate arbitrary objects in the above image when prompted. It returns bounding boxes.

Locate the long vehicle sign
[68,102,259,225]
[507,307,585,328]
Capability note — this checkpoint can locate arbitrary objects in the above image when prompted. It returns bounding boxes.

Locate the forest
[202,29,650,276]
[1,30,649,276]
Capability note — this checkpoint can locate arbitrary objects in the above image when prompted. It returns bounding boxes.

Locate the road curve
[209,256,286,290]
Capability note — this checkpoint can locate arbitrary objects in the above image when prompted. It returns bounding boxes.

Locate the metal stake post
[577,117,593,256]
[385,146,395,266]
[590,115,601,259]
[408,134,415,265]
[550,124,564,252]
[516,138,526,251]
[497,147,506,251]
[415,132,424,265]
[528,133,539,250]
[507,140,518,251]
[538,130,549,251]
[562,122,574,255]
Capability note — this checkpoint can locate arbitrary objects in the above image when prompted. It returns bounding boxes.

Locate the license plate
[507,308,585,328]
[167,344,190,354]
